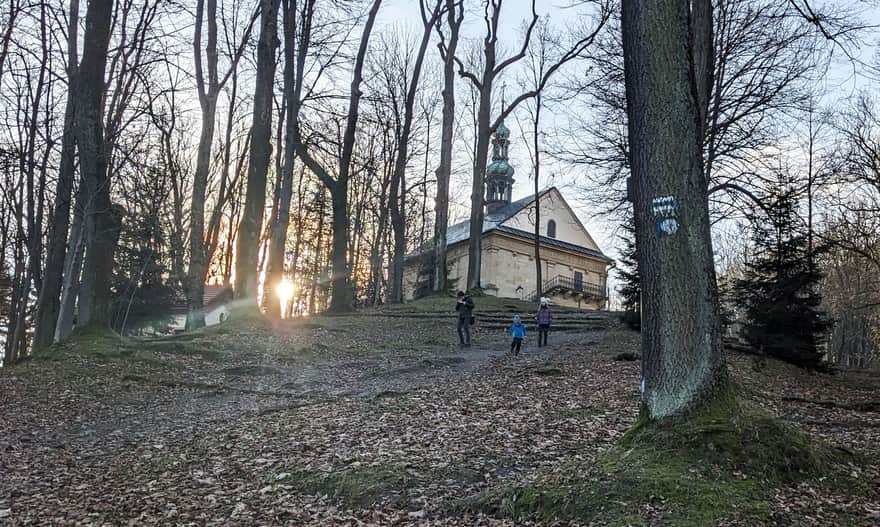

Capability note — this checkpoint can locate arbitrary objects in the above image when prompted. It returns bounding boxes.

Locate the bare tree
[822,218,879,369]
[263,0,300,317]
[0,0,22,83]
[32,0,80,350]
[74,0,118,328]
[431,0,462,293]
[234,0,281,301]
[566,0,855,220]
[187,0,256,327]
[293,0,383,312]
[514,18,560,300]
[456,0,610,290]
[385,0,443,303]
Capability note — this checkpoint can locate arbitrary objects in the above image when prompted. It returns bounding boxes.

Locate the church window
[547,219,557,238]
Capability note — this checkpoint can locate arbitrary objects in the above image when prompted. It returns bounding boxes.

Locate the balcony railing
[526,274,606,302]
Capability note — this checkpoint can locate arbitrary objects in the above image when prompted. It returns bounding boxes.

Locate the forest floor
[1,296,879,526]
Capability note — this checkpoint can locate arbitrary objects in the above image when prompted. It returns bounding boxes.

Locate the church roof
[434,187,613,262]
[443,191,541,247]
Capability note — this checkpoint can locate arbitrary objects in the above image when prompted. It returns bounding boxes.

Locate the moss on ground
[281,465,410,508]
[49,324,128,356]
[460,388,863,526]
[276,463,487,509]
[31,325,136,363]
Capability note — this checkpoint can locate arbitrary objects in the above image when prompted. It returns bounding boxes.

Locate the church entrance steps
[359,307,617,333]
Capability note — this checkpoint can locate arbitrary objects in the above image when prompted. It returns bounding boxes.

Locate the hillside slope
[1,297,878,525]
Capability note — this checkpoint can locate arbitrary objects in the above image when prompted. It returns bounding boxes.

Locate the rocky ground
[1,296,878,526]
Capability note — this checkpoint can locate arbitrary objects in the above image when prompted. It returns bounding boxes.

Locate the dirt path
[1,319,608,457]
[246,329,601,399]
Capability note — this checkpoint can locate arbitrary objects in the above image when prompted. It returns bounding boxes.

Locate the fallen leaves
[0,308,877,525]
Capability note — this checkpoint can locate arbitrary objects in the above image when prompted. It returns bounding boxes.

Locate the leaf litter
[0,305,878,525]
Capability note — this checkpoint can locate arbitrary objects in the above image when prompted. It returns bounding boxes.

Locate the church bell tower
[485,120,515,214]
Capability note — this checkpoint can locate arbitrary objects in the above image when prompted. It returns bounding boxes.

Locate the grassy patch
[43,325,129,358]
[28,325,170,371]
[462,388,863,526]
[281,465,410,508]
[463,444,766,525]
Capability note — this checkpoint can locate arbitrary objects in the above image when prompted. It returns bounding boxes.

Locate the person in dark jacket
[535,297,553,347]
[455,291,474,347]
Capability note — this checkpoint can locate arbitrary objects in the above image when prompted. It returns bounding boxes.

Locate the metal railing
[526,274,606,301]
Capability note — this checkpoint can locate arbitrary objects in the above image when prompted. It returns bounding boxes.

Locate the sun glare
[277,279,295,303]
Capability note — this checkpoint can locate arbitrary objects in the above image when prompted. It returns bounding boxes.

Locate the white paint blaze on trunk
[622,0,726,419]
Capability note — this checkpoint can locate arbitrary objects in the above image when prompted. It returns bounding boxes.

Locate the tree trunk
[186,0,220,329]
[265,0,298,317]
[326,182,350,310]
[33,0,80,349]
[533,94,542,300]
[466,87,492,290]
[74,0,116,329]
[432,0,462,293]
[621,0,726,420]
[295,0,382,312]
[309,190,326,315]
[235,0,281,302]
[34,101,77,349]
[56,188,85,340]
[5,244,25,363]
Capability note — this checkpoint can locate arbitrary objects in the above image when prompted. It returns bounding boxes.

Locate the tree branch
[493,0,538,75]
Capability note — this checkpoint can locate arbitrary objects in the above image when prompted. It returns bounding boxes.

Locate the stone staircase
[367,304,618,333]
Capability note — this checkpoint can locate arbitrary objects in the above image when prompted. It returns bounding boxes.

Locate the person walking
[508,314,527,355]
[536,297,553,347]
[455,291,474,347]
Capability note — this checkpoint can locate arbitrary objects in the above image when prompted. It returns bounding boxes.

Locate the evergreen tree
[734,190,831,369]
[616,217,641,330]
[111,171,180,334]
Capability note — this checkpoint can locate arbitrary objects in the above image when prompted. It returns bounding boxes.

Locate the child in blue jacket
[508,315,527,355]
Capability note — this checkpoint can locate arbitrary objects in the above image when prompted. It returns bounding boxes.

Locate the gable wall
[403,232,608,310]
[501,189,601,251]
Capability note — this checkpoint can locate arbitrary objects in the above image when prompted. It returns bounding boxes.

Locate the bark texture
[432,0,463,293]
[621,0,726,419]
[55,187,85,340]
[264,0,298,317]
[185,0,218,329]
[235,0,281,301]
[74,0,117,328]
[33,0,79,349]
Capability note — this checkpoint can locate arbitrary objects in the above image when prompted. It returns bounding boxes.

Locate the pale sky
[372,1,880,305]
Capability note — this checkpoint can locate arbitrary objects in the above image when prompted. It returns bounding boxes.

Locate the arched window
[547,219,557,238]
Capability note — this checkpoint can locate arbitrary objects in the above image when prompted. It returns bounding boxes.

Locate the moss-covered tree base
[463,391,862,526]
[29,323,127,359]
